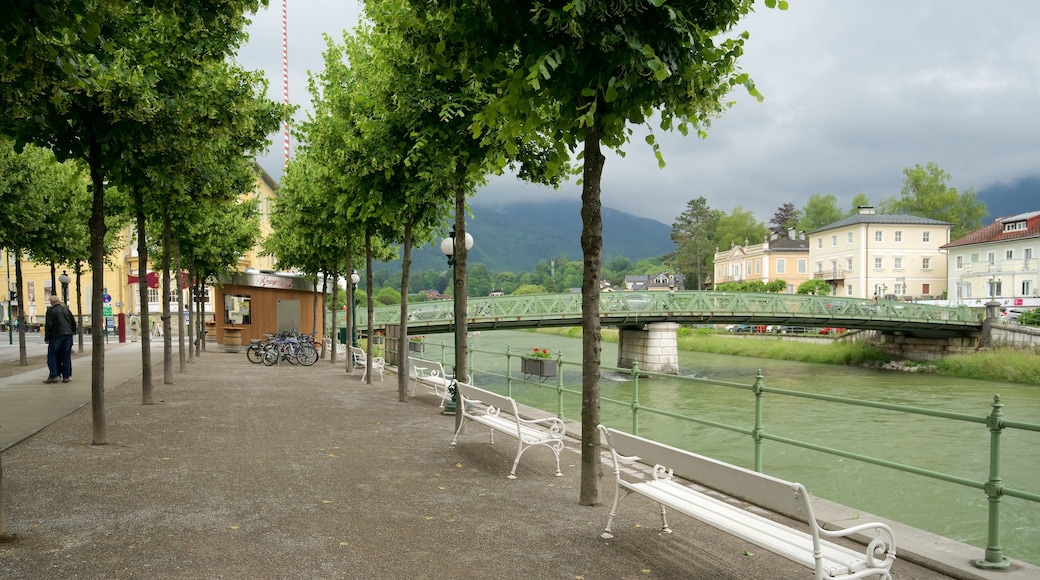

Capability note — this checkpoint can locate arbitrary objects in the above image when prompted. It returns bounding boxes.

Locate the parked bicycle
[246,331,319,366]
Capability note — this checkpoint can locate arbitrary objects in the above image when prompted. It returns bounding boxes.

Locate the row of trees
[670,162,987,289]
[1,2,283,443]
[258,0,784,506]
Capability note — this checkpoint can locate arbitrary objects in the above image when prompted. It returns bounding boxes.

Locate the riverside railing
[417,338,1039,570]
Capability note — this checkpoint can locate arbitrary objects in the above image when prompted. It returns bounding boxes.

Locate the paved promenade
[0,344,1036,578]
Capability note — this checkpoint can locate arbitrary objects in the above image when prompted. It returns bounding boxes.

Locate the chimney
[788,227,796,240]
[858,206,876,215]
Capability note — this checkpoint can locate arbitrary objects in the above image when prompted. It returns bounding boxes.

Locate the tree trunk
[329,272,338,364]
[175,248,186,373]
[75,263,84,353]
[136,187,153,405]
[365,227,374,385]
[14,258,26,366]
[399,218,413,402]
[186,269,196,364]
[161,210,173,385]
[452,187,469,434]
[579,124,606,507]
[88,140,107,444]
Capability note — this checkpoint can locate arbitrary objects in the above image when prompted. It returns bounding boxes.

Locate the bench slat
[599,425,895,579]
[451,382,565,479]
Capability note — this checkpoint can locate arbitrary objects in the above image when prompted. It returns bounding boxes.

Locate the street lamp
[58,270,70,304]
[440,227,473,415]
[350,270,360,348]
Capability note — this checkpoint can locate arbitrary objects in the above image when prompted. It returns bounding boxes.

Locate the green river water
[412,329,1040,567]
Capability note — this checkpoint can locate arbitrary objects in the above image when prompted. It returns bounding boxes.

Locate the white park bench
[450,382,566,479]
[348,345,385,381]
[408,357,453,407]
[597,425,896,580]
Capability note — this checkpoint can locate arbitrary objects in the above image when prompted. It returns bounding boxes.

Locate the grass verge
[530,327,1040,386]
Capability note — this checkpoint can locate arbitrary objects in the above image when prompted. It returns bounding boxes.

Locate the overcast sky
[236,1,1040,227]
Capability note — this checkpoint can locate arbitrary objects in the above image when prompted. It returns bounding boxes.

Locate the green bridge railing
[354,291,984,335]
[411,339,1038,570]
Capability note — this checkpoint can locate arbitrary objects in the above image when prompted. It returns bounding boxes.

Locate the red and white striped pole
[281,0,290,165]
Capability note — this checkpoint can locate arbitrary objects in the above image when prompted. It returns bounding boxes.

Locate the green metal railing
[415,338,1037,570]
[354,291,984,335]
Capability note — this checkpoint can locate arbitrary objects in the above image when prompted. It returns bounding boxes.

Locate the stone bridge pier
[617,322,680,375]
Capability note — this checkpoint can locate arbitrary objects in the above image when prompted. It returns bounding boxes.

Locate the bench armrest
[817,521,897,567]
[517,415,567,437]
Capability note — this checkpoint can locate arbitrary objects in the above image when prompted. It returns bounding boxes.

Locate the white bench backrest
[602,427,815,524]
[455,382,520,421]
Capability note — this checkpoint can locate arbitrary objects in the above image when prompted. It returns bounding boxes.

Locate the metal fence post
[975,395,1011,570]
[631,358,641,436]
[505,346,513,398]
[752,370,765,472]
[556,351,564,420]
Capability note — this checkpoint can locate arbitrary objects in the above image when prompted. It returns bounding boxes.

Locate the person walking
[44,294,77,383]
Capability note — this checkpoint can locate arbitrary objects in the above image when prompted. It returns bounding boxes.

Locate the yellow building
[2,164,279,331]
[712,228,810,293]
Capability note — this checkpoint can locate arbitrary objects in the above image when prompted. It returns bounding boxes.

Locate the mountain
[374,200,673,274]
[978,176,1040,220]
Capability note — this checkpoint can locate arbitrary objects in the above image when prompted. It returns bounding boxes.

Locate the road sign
[103,306,113,316]
[102,293,112,304]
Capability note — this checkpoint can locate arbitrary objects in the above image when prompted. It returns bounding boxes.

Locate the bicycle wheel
[297,345,318,366]
[285,343,300,364]
[246,344,265,364]
[263,346,281,366]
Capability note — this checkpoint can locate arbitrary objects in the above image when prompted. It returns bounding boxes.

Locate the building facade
[940,210,1040,307]
[2,164,279,331]
[712,229,810,293]
[808,207,951,300]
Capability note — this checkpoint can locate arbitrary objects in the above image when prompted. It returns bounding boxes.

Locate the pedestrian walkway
[0,349,1034,578]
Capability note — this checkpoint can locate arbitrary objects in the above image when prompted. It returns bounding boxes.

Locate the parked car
[1001,307,1025,323]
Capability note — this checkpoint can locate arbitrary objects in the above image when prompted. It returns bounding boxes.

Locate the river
[415,329,1040,567]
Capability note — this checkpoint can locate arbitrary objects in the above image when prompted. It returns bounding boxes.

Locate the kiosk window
[224,294,252,325]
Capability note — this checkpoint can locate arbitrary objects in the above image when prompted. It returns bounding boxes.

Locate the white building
[808,207,951,300]
[940,210,1040,307]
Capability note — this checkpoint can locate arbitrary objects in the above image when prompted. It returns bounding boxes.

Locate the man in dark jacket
[44,294,77,383]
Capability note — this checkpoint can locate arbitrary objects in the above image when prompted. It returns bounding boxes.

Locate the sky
[236,1,1040,227]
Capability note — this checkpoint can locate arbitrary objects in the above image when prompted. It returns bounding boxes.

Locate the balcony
[813,269,846,281]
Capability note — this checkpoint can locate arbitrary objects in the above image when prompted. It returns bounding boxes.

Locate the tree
[715,206,768,252]
[797,194,846,233]
[769,202,800,235]
[671,197,722,290]
[879,162,985,240]
[396,0,777,505]
[848,193,872,215]
[797,278,832,295]
[0,1,263,444]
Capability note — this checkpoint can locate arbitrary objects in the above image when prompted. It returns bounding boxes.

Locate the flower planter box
[521,356,557,379]
[408,342,424,353]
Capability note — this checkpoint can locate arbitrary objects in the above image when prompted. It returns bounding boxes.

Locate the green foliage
[1018,308,1040,327]
[879,162,986,240]
[374,287,402,306]
[797,279,832,295]
[935,349,1040,386]
[513,284,549,295]
[715,205,768,251]
[796,194,846,233]
[671,197,722,290]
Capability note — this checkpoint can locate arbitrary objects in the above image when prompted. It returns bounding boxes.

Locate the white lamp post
[440,228,473,414]
[350,270,360,348]
[58,270,71,304]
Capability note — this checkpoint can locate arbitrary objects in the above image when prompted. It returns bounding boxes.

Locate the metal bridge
[357,291,985,338]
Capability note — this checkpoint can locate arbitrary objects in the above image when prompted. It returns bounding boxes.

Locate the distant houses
[706,205,1040,308]
[624,272,684,292]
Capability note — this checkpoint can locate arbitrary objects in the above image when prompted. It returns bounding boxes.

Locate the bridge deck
[356,292,984,338]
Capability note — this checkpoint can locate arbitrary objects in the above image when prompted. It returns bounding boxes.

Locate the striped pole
[282,0,290,165]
